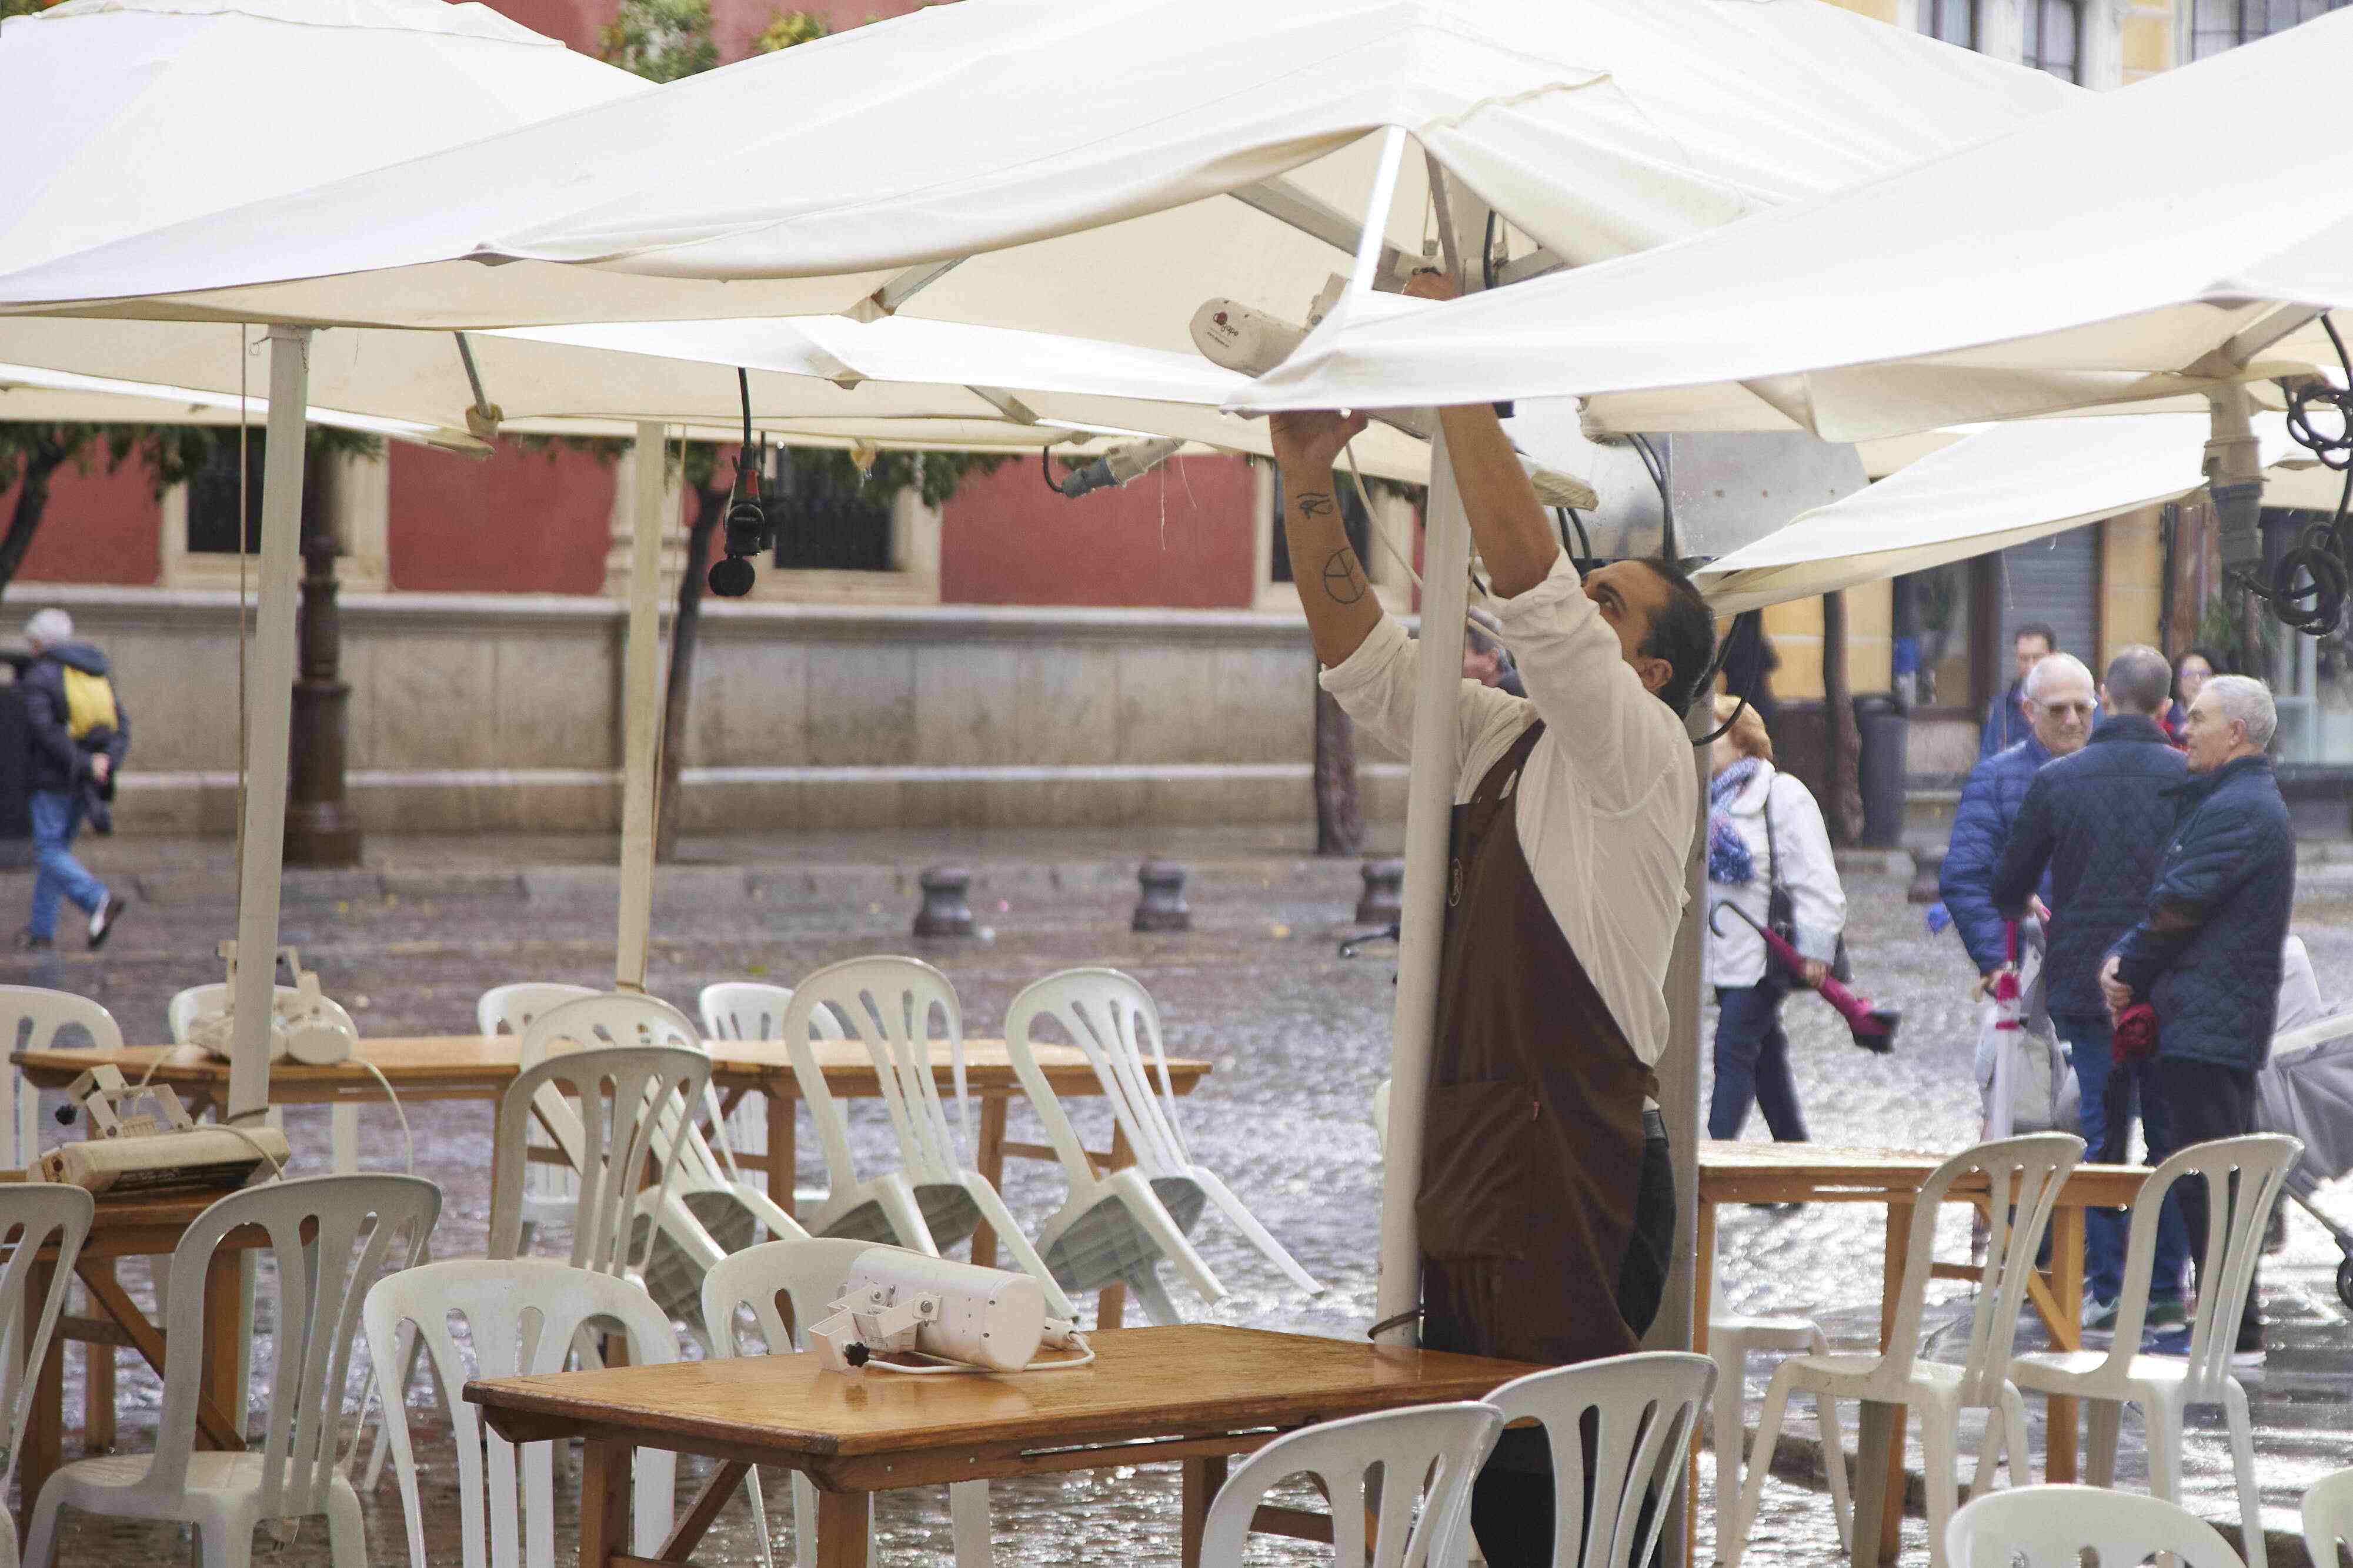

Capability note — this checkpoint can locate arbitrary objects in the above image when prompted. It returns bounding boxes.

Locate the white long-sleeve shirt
[1702,761,1847,989]
[1320,554,1697,1068]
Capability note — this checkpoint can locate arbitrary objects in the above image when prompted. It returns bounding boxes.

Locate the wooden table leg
[969,1095,1010,1269]
[1096,1122,1136,1329]
[2044,1205,2085,1484]
[813,1485,870,1568]
[20,1259,61,1537]
[200,1244,244,1446]
[766,1077,797,1217]
[1181,1453,1229,1568]
[579,1437,635,1568]
[1851,1401,1898,1568]
[1875,1200,1911,1566]
[83,1261,115,1455]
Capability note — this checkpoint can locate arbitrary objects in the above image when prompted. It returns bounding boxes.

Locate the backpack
[61,666,116,744]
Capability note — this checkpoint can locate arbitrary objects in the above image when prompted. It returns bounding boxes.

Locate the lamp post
[283,442,362,868]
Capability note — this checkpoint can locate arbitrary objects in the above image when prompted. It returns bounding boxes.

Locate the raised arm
[1269,409,1384,669]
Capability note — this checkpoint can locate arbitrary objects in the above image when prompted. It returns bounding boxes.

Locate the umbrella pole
[223,325,313,1122]
[1372,140,1467,1349]
[616,421,667,991]
[1374,420,1472,1346]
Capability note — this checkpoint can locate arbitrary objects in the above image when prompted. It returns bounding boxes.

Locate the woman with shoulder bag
[1703,696,1848,1141]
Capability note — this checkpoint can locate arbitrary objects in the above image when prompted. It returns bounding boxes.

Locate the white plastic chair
[0,987,121,1168]
[0,991,116,1451]
[478,984,600,1244]
[2009,1134,2301,1568]
[1720,1133,2084,1568]
[702,980,796,1175]
[780,957,1075,1318]
[24,1173,439,1568]
[487,1034,709,1280]
[1946,1484,2246,1568]
[1004,968,1319,1323]
[509,993,811,1329]
[2302,1467,2353,1568]
[702,1238,992,1568]
[363,1259,678,1568]
[1709,1316,1851,1553]
[1197,1401,1503,1568]
[0,1185,94,1568]
[1479,1352,1714,1568]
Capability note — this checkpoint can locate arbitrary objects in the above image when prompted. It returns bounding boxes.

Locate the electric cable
[1691,610,1765,745]
[1630,432,1676,559]
[2240,312,2353,634]
[1039,445,1062,497]
[1556,506,1593,563]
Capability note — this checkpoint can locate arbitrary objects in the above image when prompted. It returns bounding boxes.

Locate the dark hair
[1638,556,1718,718]
[2176,645,2231,698]
[2014,621,2058,653]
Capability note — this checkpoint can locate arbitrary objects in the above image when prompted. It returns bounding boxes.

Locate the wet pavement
[1,838,2347,1566]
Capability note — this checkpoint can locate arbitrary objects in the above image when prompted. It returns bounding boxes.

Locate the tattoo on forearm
[1321,549,1369,605]
[1293,492,1336,518]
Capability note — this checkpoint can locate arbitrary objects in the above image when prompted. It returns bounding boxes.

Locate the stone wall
[30,586,1410,835]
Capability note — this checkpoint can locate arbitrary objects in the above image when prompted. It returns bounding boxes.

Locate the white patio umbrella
[0,0,2084,1347]
[1697,412,2325,613]
[1235,8,2353,608]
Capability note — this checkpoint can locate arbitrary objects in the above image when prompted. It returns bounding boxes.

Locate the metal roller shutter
[1995,527,2098,666]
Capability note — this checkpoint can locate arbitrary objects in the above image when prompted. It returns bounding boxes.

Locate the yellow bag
[62,666,117,742]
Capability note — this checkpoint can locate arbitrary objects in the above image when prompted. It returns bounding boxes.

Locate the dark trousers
[1470,1115,1674,1568]
[2053,1011,2189,1305]
[1710,981,1808,1142]
[2149,1057,2263,1350]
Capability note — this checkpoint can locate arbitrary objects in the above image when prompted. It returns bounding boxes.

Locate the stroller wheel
[2338,1256,2353,1313]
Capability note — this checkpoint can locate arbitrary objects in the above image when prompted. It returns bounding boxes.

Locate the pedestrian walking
[2166,645,2228,745]
[1978,621,2058,759]
[1991,646,2191,1333]
[1703,696,1845,1143]
[1271,265,1714,1568]
[1942,651,2096,986]
[2101,674,2293,1365]
[16,608,129,951]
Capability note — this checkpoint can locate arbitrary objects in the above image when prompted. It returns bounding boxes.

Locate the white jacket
[1704,762,1846,989]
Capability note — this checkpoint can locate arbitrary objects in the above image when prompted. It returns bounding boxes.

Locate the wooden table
[16,1037,1212,1326]
[466,1323,1539,1568]
[1696,1141,2153,1567]
[11,1183,266,1526]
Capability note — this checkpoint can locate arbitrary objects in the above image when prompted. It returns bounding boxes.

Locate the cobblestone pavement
[1,841,2345,1566]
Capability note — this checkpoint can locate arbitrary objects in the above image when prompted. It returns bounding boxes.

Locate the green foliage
[0,422,378,499]
[752,7,830,52]
[0,0,59,18]
[2194,584,2278,670]
[599,0,717,81]
[508,432,1006,507]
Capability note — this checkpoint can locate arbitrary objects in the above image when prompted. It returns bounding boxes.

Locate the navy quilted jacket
[1988,714,2187,1019]
[1940,734,2052,974]
[2109,754,2295,1071]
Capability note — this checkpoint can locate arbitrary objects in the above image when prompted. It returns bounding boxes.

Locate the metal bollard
[1132,861,1191,933]
[1907,846,1945,905]
[915,865,976,937]
[1356,857,1404,925]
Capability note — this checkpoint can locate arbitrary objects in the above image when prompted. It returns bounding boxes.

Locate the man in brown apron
[1272,271,1712,1568]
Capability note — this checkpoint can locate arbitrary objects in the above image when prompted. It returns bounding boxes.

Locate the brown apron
[1416,719,1666,1369]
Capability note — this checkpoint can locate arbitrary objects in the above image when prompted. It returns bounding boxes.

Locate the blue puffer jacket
[1988,715,2187,1019]
[2110,754,2295,1071]
[1940,735,2052,974]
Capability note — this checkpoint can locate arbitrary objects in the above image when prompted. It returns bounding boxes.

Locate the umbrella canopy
[1697,412,2325,613]
[1234,10,2353,440]
[0,0,2082,337]
[0,0,1429,466]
